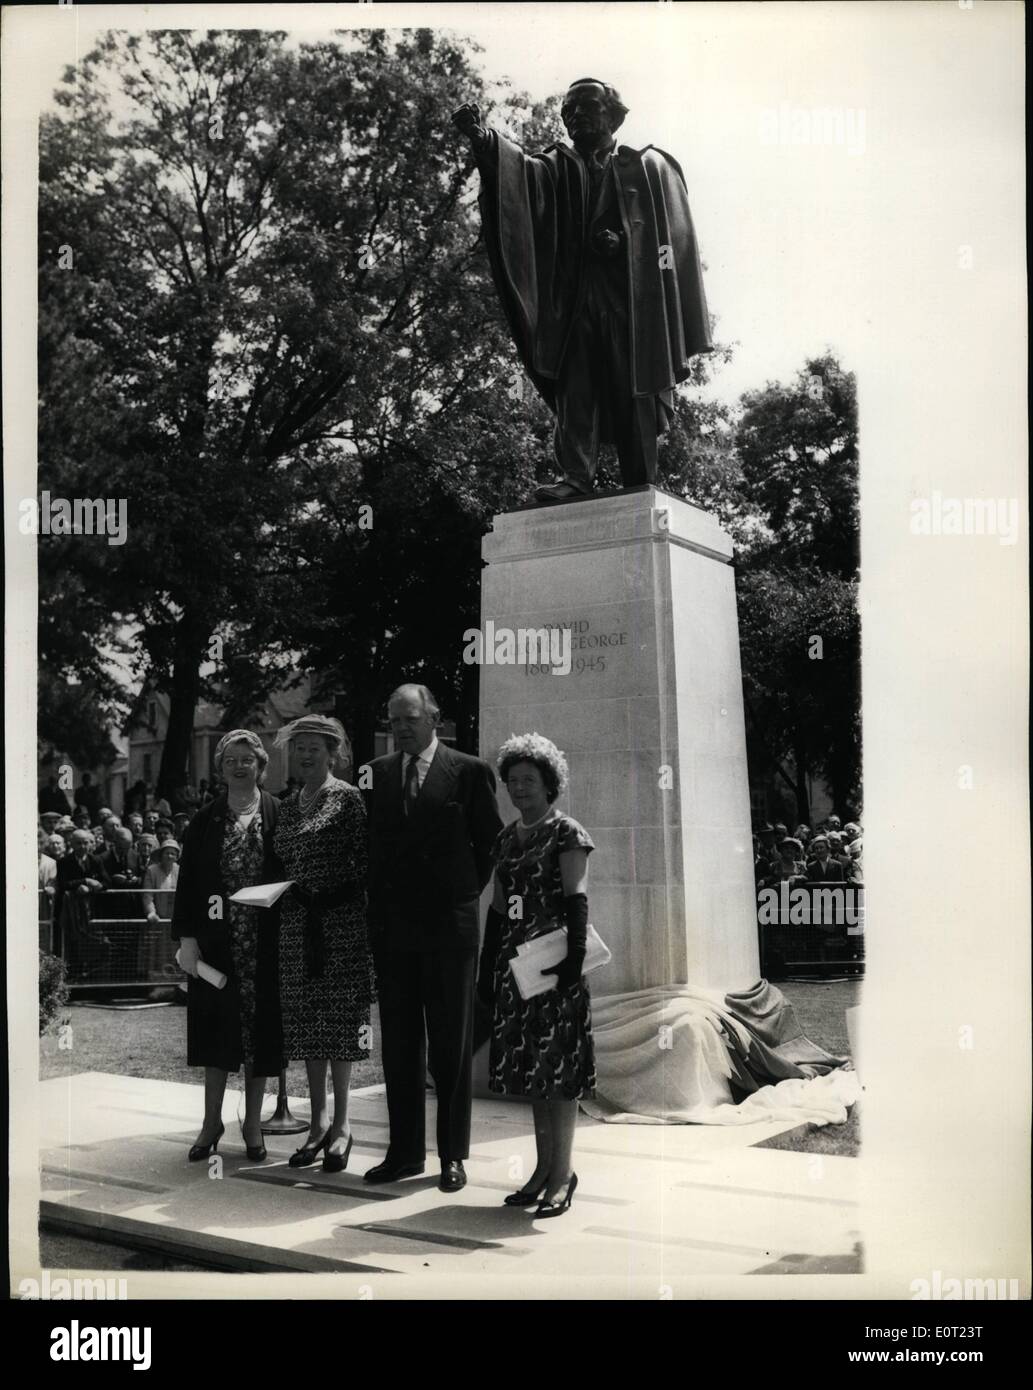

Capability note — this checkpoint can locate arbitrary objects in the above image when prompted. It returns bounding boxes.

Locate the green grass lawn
[778,978,859,1059]
[40,995,384,1097]
[754,978,861,1157]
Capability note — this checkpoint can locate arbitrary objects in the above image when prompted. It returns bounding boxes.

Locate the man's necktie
[403,755,420,817]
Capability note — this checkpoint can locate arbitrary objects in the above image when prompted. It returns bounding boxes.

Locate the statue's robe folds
[476,131,713,435]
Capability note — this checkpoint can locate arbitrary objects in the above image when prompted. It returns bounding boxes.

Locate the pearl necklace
[299,776,333,812]
[517,807,555,832]
[228,791,260,819]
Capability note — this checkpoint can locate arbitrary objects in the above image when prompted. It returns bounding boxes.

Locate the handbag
[508,924,612,1001]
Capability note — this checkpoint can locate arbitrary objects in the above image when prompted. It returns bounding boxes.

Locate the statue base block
[475,487,763,1118]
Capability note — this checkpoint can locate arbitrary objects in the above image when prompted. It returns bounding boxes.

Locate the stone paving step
[33,1071,862,1288]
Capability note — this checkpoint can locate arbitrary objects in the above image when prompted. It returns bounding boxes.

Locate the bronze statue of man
[453,79,712,504]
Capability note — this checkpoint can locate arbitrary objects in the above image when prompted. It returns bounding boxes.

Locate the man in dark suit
[54,829,111,978]
[365,683,503,1193]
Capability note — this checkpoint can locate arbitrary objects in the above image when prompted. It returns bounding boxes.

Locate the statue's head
[561,78,629,151]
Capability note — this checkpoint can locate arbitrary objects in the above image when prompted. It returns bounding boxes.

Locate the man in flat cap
[453,78,712,503]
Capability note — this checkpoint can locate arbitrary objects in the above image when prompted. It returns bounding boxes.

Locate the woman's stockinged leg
[242,1065,267,1145]
[305,1057,330,1141]
[522,1099,553,1194]
[199,1066,228,1143]
[328,1059,353,1154]
[543,1097,578,1203]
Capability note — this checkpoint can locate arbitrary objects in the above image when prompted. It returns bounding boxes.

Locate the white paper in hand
[228,880,294,908]
[174,950,227,990]
[508,925,611,1000]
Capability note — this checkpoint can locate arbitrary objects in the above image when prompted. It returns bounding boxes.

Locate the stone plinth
[478,486,759,998]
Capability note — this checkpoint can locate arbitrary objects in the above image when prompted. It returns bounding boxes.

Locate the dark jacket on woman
[171,791,284,1075]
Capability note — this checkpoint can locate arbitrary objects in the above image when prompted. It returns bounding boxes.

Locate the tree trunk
[348,671,380,775]
[793,739,811,825]
[157,614,208,798]
[827,727,861,820]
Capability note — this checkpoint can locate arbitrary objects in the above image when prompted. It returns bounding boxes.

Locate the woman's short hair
[497,732,569,804]
[274,715,352,772]
[780,836,804,856]
[213,729,270,785]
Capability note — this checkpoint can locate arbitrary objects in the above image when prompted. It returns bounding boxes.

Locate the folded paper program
[508,924,611,1000]
[228,880,294,908]
[174,951,227,991]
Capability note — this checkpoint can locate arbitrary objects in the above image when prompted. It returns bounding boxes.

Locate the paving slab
[36,1072,862,1289]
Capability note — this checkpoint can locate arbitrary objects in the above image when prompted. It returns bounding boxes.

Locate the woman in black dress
[476,733,595,1219]
[273,716,374,1174]
[171,730,285,1163]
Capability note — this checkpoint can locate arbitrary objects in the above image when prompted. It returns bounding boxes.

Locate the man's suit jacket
[54,851,110,922]
[100,847,139,885]
[806,858,845,883]
[366,743,503,950]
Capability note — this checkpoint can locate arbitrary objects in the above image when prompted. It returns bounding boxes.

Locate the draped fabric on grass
[580,982,858,1125]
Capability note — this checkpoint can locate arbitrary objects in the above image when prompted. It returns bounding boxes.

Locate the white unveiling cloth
[580,984,859,1126]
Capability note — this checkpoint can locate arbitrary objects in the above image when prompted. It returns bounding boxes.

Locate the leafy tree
[731,354,861,817]
[736,567,860,819]
[38,28,541,784]
[736,352,858,577]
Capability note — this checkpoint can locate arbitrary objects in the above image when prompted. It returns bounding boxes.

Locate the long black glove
[541,893,588,992]
[477,906,504,1007]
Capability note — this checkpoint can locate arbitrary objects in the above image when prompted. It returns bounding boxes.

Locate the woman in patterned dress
[273,715,374,1173]
[476,733,595,1218]
[172,730,285,1163]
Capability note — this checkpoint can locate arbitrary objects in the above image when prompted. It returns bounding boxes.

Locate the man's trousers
[374,939,477,1163]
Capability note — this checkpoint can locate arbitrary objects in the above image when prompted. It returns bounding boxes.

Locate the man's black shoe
[363,1158,425,1184]
[439,1160,467,1193]
[534,480,591,504]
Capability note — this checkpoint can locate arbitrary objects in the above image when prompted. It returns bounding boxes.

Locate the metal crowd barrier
[756,880,865,980]
[42,881,865,989]
[41,886,184,991]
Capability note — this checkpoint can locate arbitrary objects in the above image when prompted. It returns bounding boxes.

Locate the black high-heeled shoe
[535,1172,578,1218]
[239,1119,267,1163]
[288,1128,330,1168]
[503,1180,548,1207]
[322,1132,354,1174]
[188,1122,224,1162]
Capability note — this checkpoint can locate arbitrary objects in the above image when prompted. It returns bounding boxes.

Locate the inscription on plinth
[479,488,759,997]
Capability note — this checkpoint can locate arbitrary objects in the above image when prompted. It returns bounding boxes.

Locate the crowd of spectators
[37,778,238,981]
[753,814,863,889]
[37,778,219,949]
[37,775,303,937]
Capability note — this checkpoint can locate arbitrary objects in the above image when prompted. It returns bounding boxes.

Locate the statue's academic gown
[475,131,713,436]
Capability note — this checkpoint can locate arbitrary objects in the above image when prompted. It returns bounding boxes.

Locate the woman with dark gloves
[171,730,285,1163]
[273,716,374,1174]
[477,733,595,1218]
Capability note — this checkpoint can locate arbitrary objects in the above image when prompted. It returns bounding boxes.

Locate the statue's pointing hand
[451,103,486,144]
